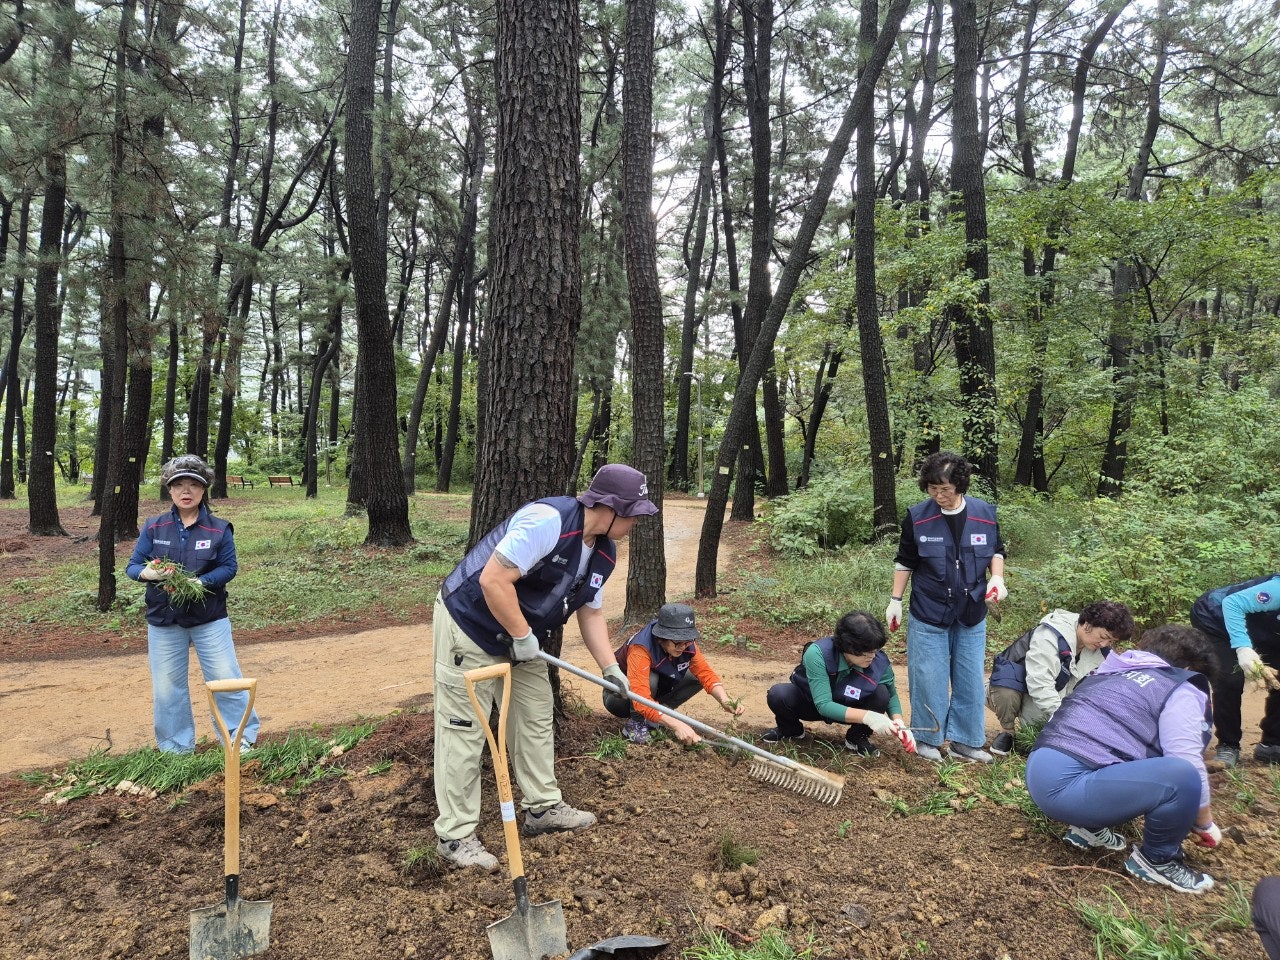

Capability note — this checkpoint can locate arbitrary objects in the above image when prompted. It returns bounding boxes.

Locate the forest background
[1,0,1279,631]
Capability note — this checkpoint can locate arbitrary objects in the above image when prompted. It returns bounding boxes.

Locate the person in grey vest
[1026,624,1221,894]
[431,464,656,871]
[1255,876,1280,959]
[985,601,1133,756]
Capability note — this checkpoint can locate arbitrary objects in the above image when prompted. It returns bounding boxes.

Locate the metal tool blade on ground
[190,678,272,960]
[536,650,844,805]
[463,662,569,960]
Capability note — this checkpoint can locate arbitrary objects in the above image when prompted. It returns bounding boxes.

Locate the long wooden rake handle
[535,650,816,773]
[462,662,526,884]
[205,678,257,883]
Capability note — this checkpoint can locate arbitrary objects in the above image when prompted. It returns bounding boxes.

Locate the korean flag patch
[589,573,604,589]
[970,532,988,546]
[195,539,212,550]
[843,684,863,700]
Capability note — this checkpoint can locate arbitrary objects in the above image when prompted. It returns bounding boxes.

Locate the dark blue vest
[790,638,891,709]
[906,497,998,627]
[1034,665,1211,768]
[616,622,696,692]
[141,506,232,627]
[1192,575,1280,645]
[442,497,617,655]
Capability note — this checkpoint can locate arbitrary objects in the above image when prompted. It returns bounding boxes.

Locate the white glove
[985,574,1008,602]
[1237,646,1280,691]
[890,719,917,754]
[602,663,630,699]
[862,711,895,735]
[509,630,539,662]
[139,566,163,582]
[885,598,903,633]
[1191,821,1222,848]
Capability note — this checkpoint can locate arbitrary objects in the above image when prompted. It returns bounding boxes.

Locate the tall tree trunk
[346,0,413,544]
[696,0,911,595]
[28,0,73,537]
[946,0,997,491]
[1,191,30,500]
[856,0,898,538]
[621,0,666,625]
[470,0,581,544]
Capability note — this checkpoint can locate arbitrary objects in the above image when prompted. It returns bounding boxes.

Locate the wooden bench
[81,473,94,485]
[267,475,295,488]
[226,475,254,489]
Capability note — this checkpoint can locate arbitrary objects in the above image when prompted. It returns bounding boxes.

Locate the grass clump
[685,927,816,959]
[402,843,448,879]
[40,746,228,802]
[1076,888,1219,959]
[715,831,761,870]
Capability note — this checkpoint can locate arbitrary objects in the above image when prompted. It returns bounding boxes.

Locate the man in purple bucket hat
[432,464,657,870]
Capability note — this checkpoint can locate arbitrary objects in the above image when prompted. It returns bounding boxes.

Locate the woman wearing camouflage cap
[125,455,259,753]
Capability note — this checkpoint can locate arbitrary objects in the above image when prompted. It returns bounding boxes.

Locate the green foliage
[40,747,227,801]
[766,470,877,557]
[254,722,378,786]
[1209,882,1254,933]
[1076,888,1219,960]
[590,734,628,761]
[401,843,447,879]
[684,928,817,960]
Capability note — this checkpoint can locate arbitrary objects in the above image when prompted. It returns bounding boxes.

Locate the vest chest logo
[920,536,943,543]
[589,573,604,589]
[843,684,863,700]
[1122,669,1156,688]
[1258,591,1272,604]
[970,533,988,546]
[677,661,689,672]
[195,539,212,550]
[551,555,569,565]
[154,539,172,546]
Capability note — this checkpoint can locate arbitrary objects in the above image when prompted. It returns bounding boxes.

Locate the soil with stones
[0,500,1276,960]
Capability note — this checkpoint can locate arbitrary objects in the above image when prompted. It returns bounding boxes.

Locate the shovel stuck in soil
[190,678,272,960]
[464,662,569,960]
[537,651,845,805]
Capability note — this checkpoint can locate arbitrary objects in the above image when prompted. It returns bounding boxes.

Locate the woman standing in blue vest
[886,451,1005,763]
[762,610,916,756]
[125,455,259,754]
[1025,624,1221,894]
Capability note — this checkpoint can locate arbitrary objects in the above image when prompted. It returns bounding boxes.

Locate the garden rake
[536,651,845,805]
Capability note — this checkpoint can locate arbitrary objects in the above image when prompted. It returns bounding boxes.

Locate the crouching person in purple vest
[762,611,916,757]
[985,602,1133,756]
[431,465,657,871]
[601,603,744,746]
[1026,624,1221,894]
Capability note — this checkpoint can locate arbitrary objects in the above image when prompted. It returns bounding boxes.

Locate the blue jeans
[906,614,987,748]
[148,618,260,753]
[1026,747,1201,862]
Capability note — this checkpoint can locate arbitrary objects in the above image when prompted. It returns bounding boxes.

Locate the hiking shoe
[949,742,993,764]
[523,802,597,836]
[1213,745,1241,768]
[760,727,806,744]
[1255,742,1280,764]
[1124,847,1213,893]
[844,730,880,757]
[1063,825,1127,851]
[915,743,944,763]
[990,732,1014,757]
[438,833,499,871]
[622,717,650,745]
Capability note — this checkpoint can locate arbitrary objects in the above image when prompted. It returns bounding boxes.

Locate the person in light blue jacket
[1190,576,1280,767]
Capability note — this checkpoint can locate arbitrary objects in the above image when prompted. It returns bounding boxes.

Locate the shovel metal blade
[485,896,567,960]
[189,898,273,960]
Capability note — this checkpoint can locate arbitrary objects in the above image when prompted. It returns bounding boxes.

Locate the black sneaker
[990,732,1014,756]
[1124,847,1213,893]
[760,727,806,744]
[844,730,880,757]
[1255,742,1280,764]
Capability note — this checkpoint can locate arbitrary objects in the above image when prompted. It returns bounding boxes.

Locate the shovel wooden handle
[205,678,257,880]
[462,663,525,882]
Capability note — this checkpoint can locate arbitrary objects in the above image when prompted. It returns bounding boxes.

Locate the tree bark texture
[470,0,582,544]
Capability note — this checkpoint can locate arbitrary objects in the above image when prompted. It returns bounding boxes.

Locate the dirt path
[0,500,784,774]
[2,497,1268,775]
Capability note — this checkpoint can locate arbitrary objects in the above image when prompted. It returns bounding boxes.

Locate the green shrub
[766,470,876,557]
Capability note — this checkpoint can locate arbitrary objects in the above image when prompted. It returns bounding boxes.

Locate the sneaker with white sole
[1124,846,1213,893]
[915,743,944,763]
[760,727,807,744]
[844,730,880,757]
[1063,824,1127,851]
[523,801,597,836]
[990,732,1014,756]
[438,833,499,871]
[622,717,651,745]
[949,742,993,764]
